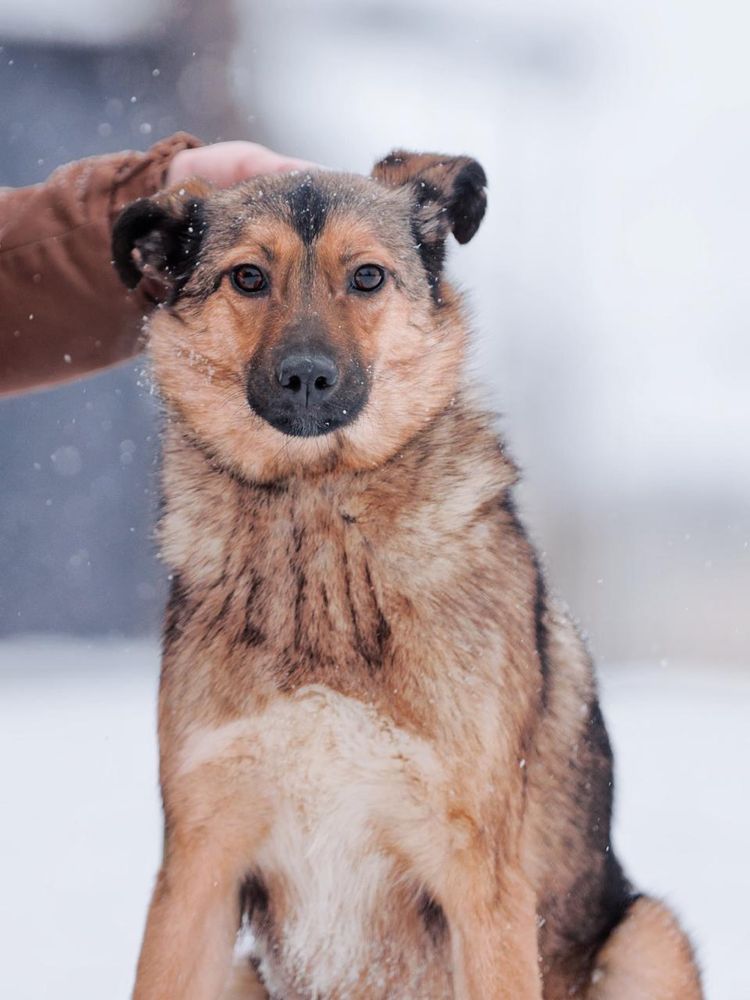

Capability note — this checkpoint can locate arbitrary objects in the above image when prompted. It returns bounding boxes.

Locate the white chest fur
[176,685,448,997]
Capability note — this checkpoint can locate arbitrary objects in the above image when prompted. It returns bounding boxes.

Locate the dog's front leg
[132,752,270,1000]
[441,863,542,1000]
[132,834,244,1000]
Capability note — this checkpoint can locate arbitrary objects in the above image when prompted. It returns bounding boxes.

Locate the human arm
[0,136,314,395]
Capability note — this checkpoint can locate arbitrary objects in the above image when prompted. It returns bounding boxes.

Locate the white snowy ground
[0,639,747,999]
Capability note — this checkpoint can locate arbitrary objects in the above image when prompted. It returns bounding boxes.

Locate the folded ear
[372,150,487,245]
[111,181,211,301]
[372,150,487,298]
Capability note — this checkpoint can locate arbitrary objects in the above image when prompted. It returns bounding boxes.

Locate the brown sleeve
[0,131,202,396]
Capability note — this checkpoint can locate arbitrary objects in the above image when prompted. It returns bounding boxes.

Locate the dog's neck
[156,393,525,720]
[158,392,518,584]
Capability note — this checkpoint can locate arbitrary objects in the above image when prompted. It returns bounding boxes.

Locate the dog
[112,151,703,999]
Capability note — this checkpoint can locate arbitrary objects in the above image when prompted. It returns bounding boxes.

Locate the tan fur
[221,964,266,1000]
[116,157,702,999]
[588,898,702,1000]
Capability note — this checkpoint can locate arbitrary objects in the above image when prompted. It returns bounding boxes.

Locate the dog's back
[114,155,702,999]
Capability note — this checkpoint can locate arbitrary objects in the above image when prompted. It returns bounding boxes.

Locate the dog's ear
[372,150,487,245]
[111,181,211,301]
[372,151,487,295]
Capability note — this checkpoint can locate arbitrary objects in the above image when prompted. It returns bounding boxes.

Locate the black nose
[276,352,339,405]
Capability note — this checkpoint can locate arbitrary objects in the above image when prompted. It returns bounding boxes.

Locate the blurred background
[0,1,747,998]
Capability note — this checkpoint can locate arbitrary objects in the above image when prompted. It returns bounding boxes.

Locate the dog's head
[112,151,487,481]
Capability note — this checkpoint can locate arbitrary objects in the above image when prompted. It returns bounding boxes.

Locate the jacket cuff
[109,131,203,218]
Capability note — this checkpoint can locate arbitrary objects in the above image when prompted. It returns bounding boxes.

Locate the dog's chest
[179,685,452,998]
[164,474,506,718]
[166,489,405,693]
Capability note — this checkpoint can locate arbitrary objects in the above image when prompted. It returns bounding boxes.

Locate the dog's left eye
[351,265,385,293]
[230,264,268,295]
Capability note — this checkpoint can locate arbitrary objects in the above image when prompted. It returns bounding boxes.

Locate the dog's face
[113,151,487,482]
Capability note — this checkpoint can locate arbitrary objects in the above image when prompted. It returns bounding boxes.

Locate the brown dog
[112,152,702,999]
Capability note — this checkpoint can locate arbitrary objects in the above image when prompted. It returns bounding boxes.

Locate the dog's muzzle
[246,342,369,438]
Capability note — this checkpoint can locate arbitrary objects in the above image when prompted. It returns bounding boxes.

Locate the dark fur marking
[499,491,551,707]
[287,177,329,244]
[251,480,289,498]
[240,573,264,647]
[364,560,391,666]
[410,213,445,305]
[240,872,269,917]
[240,873,271,942]
[240,621,264,647]
[320,583,329,611]
[342,549,382,670]
[341,547,360,646]
[208,590,234,638]
[413,433,434,469]
[581,701,617,853]
[417,893,448,945]
[557,859,636,995]
[546,699,633,989]
[340,550,390,671]
[292,524,305,556]
[293,568,307,653]
[374,613,391,654]
[163,573,192,648]
[532,555,551,709]
[209,552,231,592]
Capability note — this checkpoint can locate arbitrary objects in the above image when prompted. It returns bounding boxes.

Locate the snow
[0,637,747,998]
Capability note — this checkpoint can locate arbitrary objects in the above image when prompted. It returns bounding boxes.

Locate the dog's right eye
[230,264,268,295]
[351,264,385,293]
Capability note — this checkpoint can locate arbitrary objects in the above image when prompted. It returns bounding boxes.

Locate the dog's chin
[263,411,350,439]
[174,396,398,484]
[250,395,367,440]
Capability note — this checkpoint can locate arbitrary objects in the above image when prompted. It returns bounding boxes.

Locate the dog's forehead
[203,172,411,253]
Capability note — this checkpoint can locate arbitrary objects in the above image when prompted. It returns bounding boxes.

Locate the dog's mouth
[257,400,366,439]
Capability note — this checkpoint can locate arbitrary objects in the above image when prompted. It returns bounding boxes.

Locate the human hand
[166,141,320,188]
